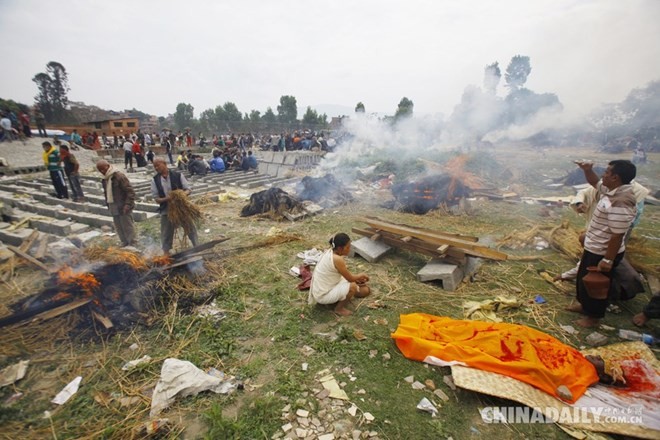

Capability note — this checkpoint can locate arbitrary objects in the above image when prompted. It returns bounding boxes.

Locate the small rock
[298,417,309,427]
[585,331,608,347]
[295,428,308,438]
[363,412,375,422]
[433,389,450,402]
[411,381,425,390]
[316,389,330,399]
[368,431,378,437]
[443,375,456,391]
[424,379,436,390]
[318,435,335,440]
[100,225,113,232]
[302,363,308,371]
[404,375,414,383]
[296,409,309,418]
[352,430,362,440]
[348,405,358,416]
[282,404,291,412]
[357,389,366,395]
[556,385,573,401]
[128,343,139,351]
[382,353,391,361]
[281,423,293,433]
[368,350,378,358]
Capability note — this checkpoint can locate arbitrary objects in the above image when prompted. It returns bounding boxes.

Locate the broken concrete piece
[585,332,608,347]
[433,389,450,402]
[296,409,309,418]
[47,239,79,261]
[349,237,392,263]
[363,412,375,422]
[424,379,436,390]
[319,376,349,400]
[416,259,464,291]
[404,375,414,383]
[443,375,456,391]
[348,405,358,417]
[416,397,438,417]
[411,381,426,390]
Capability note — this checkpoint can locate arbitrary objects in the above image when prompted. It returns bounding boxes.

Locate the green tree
[394,97,414,120]
[302,106,320,125]
[262,107,277,124]
[483,62,501,95]
[248,110,261,123]
[32,61,71,123]
[355,102,365,113]
[505,55,531,91]
[277,95,297,123]
[222,102,242,121]
[174,103,195,130]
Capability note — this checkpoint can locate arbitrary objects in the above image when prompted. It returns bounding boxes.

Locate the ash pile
[240,174,352,221]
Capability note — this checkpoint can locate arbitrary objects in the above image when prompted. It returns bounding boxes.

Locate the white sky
[1,0,659,119]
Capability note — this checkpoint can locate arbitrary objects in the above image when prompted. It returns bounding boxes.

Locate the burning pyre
[0,249,192,330]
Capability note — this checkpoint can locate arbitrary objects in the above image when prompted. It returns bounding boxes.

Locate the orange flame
[57,266,100,296]
[150,255,173,266]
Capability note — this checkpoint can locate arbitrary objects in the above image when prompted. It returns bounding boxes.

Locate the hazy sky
[1,0,659,119]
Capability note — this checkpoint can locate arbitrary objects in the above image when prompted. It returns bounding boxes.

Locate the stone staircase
[0,165,299,262]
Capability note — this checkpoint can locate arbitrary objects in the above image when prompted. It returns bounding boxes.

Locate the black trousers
[576,250,624,318]
[49,170,68,199]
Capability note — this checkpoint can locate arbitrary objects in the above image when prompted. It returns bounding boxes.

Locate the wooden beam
[34,236,49,260]
[363,215,479,242]
[357,217,508,261]
[370,233,381,241]
[18,230,40,252]
[7,245,54,272]
[436,244,449,254]
[31,298,92,322]
[169,237,230,261]
[91,310,114,329]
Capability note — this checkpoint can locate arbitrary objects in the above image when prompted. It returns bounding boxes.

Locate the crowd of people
[0,106,45,142]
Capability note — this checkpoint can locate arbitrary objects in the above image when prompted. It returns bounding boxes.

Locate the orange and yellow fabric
[391,313,599,402]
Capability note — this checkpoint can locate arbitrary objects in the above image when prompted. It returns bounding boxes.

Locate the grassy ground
[0,145,658,439]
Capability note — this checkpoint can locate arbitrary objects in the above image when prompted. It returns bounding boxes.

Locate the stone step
[1,196,115,229]
[240,177,278,189]
[3,208,90,236]
[26,192,157,222]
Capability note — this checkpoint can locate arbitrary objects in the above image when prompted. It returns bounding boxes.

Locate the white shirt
[0,118,11,130]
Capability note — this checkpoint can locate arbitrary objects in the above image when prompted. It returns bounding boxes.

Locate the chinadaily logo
[480,405,644,424]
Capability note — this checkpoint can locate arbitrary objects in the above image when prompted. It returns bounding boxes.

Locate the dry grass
[168,189,203,235]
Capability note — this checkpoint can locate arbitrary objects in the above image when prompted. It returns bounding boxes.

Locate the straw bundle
[83,246,149,270]
[167,189,202,234]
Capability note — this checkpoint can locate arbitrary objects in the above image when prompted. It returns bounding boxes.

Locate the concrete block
[262,152,274,163]
[30,218,73,236]
[0,228,36,246]
[350,237,392,263]
[69,223,91,234]
[416,259,464,291]
[48,239,80,260]
[69,230,103,247]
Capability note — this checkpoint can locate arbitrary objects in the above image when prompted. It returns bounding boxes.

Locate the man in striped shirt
[567,160,637,328]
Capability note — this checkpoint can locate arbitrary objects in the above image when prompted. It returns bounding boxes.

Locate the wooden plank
[34,236,49,260]
[6,245,54,272]
[363,216,479,242]
[169,237,230,261]
[370,233,381,241]
[91,311,114,329]
[18,230,39,252]
[353,227,444,258]
[357,217,508,261]
[31,298,92,322]
[436,244,449,254]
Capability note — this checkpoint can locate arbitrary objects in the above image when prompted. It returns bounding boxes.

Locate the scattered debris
[443,375,457,391]
[433,389,450,402]
[52,376,82,405]
[585,332,608,347]
[122,355,152,371]
[150,358,237,417]
[416,397,438,417]
[0,360,29,387]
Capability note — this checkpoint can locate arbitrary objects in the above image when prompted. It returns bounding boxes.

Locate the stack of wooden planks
[353,216,508,262]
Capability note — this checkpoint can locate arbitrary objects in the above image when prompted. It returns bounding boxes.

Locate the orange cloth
[391,314,599,402]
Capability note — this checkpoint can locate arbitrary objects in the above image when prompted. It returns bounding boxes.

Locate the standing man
[150,158,198,255]
[35,107,46,137]
[123,136,134,170]
[42,141,68,199]
[567,160,637,328]
[59,144,85,202]
[96,159,137,247]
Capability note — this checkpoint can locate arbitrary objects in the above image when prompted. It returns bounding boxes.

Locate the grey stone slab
[48,239,80,260]
[29,218,73,236]
[69,230,103,247]
[0,228,36,246]
[416,259,464,291]
[0,245,13,262]
[350,237,392,263]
